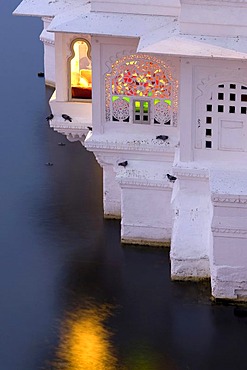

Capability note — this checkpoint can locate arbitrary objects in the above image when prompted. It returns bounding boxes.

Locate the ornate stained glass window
[105,54,178,125]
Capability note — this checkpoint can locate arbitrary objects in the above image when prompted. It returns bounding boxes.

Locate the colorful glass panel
[111,59,171,99]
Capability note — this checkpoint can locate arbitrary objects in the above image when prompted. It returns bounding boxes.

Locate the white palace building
[14,0,247,301]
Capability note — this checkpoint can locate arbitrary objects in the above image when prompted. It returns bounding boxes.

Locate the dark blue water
[1,2,247,369]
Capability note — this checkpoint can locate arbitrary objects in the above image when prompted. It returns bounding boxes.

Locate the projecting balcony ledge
[49,93,92,141]
[85,132,179,160]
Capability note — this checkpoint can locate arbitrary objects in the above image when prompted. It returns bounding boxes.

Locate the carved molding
[85,138,177,154]
[211,195,247,204]
[173,167,209,180]
[117,176,173,190]
[40,36,55,46]
[212,227,247,235]
[195,69,247,100]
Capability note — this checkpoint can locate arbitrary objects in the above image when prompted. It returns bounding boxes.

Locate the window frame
[68,38,92,103]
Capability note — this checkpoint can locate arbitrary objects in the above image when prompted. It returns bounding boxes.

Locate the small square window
[143,116,149,121]
[218,105,224,112]
[230,93,235,101]
[241,86,247,90]
[230,84,236,89]
[206,117,212,124]
[205,141,212,148]
[218,84,224,88]
[135,115,140,121]
[241,95,247,102]
[229,106,235,113]
[218,93,224,100]
[206,129,212,136]
[207,105,212,112]
[241,107,247,114]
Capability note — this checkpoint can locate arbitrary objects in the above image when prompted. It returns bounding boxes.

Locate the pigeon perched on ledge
[156,135,168,141]
[87,126,92,131]
[62,114,72,122]
[167,174,177,182]
[46,114,54,122]
[118,161,128,168]
[45,162,53,166]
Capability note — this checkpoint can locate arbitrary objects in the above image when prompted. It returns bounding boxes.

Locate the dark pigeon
[167,174,177,182]
[62,114,72,122]
[118,161,128,168]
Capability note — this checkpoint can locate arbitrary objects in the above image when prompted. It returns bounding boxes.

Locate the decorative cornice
[117,176,173,190]
[212,227,247,236]
[85,139,177,154]
[40,36,55,46]
[50,124,88,142]
[173,167,209,180]
[211,195,247,204]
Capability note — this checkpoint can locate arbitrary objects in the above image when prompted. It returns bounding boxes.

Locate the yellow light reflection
[70,40,92,99]
[53,304,118,370]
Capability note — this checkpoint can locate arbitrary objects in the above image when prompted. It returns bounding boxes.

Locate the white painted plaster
[91,0,180,16]
[15,0,247,301]
[13,0,86,17]
[40,18,55,86]
[48,11,176,38]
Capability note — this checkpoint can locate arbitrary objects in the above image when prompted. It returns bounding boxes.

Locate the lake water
[1,1,247,369]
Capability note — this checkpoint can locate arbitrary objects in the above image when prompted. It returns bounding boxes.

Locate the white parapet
[170,163,211,280]
[117,160,173,246]
[40,17,55,87]
[210,168,247,301]
[85,132,177,240]
[49,91,92,141]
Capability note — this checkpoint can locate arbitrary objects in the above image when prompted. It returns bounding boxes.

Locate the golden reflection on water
[53,303,118,370]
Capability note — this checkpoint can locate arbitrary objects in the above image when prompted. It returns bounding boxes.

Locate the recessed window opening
[207,105,212,112]
[133,100,150,124]
[70,40,92,100]
[218,105,224,113]
[241,107,247,114]
[230,93,235,101]
[206,129,212,136]
[206,117,212,124]
[229,106,235,113]
[230,84,236,89]
[218,93,224,100]
[205,141,212,148]
[241,94,247,102]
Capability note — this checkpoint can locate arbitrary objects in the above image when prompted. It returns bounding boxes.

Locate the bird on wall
[58,142,66,146]
[167,174,177,183]
[118,161,128,168]
[46,113,54,122]
[87,126,92,131]
[62,114,72,122]
[37,72,44,77]
[156,135,168,141]
[45,162,54,166]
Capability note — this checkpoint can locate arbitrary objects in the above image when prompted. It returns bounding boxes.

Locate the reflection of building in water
[53,304,118,370]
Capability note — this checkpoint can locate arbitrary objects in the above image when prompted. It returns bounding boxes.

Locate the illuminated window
[105,54,178,125]
[70,40,92,100]
[133,100,150,124]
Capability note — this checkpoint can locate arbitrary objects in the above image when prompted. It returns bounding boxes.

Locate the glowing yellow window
[70,40,92,100]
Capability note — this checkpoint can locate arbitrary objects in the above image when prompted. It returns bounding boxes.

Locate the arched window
[69,39,92,100]
[105,55,178,125]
